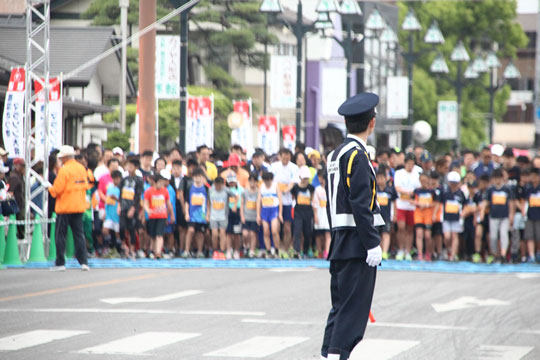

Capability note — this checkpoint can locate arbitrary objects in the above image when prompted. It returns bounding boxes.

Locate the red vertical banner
[282,125,296,152]
[231,99,253,154]
[2,67,25,157]
[34,78,63,159]
[258,115,280,155]
[185,94,214,152]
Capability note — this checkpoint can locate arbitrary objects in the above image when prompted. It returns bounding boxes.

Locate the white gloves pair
[366,245,382,267]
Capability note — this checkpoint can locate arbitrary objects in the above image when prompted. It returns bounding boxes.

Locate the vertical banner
[282,125,296,152]
[437,100,458,140]
[185,94,214,152]
[35,78,63,160]
[155,35,180,99]
[258,115,280,156]
[231,99,253,154]
[2,67,25,157]
[387,76,409,119]
[270,55,296,109]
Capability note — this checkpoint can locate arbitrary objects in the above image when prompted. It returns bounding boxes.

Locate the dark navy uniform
[321,93,383,360]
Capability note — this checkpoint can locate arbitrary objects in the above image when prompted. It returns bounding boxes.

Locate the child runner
[439,171,468,261]
[143,170,175,259]
[170,159,186,256]
[163,173,177,259]
[178,158,200,254]
[313,170,331,259]
[291,166,316,258]
[183,167,209,258]
[118,157,144,260]
[480,168,514,263]
[103,170,124,256]
[208,176,230,260]
[430,171,444,260]
[226,173,244,260]
[257,171,282,258]
[241,174,260,258]
[472,174,490,263]
[522,167,540,262]
[376,168,396,260]
[413,172,437,261]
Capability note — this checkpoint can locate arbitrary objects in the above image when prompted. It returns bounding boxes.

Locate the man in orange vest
[46,145,90,271]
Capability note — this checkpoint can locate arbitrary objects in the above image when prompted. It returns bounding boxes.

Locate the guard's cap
[447,171,461,183]
[338,93,379,121]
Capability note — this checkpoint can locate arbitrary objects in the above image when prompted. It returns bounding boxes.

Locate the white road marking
[0,308,265,316]
[473,345,534,360]
[516,273,540,279]
[100,290,203,304]
[241,318,321,325]
[432,296,510,313]
[269,268,316,273]
[79,332,199,355]
[370,322,469,331]
[204,336,309,358]
[349,339,420,360]
[0,330,89,351]
[518,330,540,335]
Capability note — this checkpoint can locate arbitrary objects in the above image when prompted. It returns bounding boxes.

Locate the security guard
[321,93,383,360]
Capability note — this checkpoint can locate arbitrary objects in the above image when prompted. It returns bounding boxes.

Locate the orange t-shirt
[144,187,170,219]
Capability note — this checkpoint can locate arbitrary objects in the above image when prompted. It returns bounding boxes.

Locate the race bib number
[191,194,205,206]
[377,194,389,206]
[106,196,116,205]
[419,193,432,205]
[445,200,460,214]
[319,200,327,208]
[278,183,289,193]
[151,196,165,209]
[492,192,507,206]
[122,187,135,201]
[262,196,275,208]
[530,193,540,207]
[229,195,238,206]
[401,193,412,201]
[212,201,225,210]
[246,200,257,210]
[297,194,311,206]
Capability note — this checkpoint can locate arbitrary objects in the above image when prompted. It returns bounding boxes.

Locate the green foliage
[103,130,130,150]
[398,0,528,152]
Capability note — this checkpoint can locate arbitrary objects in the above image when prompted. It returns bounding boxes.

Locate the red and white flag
[34,78,63,160]
[258,115,280,156]
[231,99,253,154]
[2,67,25,157]
[282,125,296,152]
[186,94,214,152]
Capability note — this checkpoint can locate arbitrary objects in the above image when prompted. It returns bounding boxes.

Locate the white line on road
[473,345,534,360]
[241,318,321,325]
[369,322,470,331]
[432,296,510,313]
[100,290,203,304]
[349,339,420,360]
[0,308,265,316]
[204,336,309,358]
[78,332,199,355]
[268,268,317,272]
[518,330,540,335]
[0,330,89,351]
[516,273,540,279]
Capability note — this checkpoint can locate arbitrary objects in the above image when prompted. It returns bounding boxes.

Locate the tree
[398,0,527,153]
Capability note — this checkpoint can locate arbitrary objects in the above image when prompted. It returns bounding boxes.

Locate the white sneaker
[50,265,66,272]
[162,253,172,260]
[81,264,90,271]
[225,250,232,260]
[233,250,240,260]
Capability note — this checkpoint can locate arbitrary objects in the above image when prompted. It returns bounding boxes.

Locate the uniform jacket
[49,158,89,214]
[326,134,382,260]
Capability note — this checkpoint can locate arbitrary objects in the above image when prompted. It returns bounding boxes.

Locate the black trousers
[55,213,88,266]
[321,259,377,360]
[293,211,313,253]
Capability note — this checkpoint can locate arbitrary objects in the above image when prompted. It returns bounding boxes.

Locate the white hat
[112,146,124,156]
[447,171,461,183]
[159,169,171,181]
[57,145,75,158]
[0,161,8,173]
[491,144,504,157]
[299,165,311,179]
[226,172,237,184]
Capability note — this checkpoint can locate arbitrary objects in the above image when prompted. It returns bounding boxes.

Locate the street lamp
[365,8,386,97]
[401,9,444,149]
[259,0,321,142]
[315,0,363,97]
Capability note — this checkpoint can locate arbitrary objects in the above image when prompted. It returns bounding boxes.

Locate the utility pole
[119,0,129,133]
[534,0,540,146]
[138,0,156,152]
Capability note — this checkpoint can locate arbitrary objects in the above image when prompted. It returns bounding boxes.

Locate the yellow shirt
[206,161,218,181]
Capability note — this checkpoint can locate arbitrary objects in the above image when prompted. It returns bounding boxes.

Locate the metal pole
[264,40,268,114]
[404,32,414,149]
[489,69,495,144]
[357,2,365,93]
[120,0,129,133]
[378,30,382,99]
[534,0,540,146]
[456,61,463,152]
[179,0,188,153]
[295,0,303,142]
[345,20,352,98]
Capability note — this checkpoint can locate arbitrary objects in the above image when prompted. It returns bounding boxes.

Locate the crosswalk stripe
[204,336,309,358]
[78,332,200,355]
[349,339,420,360]
[0,330,89,351]
[473,345,534,360]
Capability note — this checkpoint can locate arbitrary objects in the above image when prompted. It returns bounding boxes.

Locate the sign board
[270,55,296,109]
[155,35,180,99]
[258,115,280,155]
[387,76,409,119]
[186,95,214,152]
[321,65,346,117]
[437,100,458,140]
[34,78,63,160]
[231,99,253,155]
[2,67,25,157]
[282,125,296,152]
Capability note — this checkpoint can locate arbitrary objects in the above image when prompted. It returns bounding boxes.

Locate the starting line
[4,258,540,274]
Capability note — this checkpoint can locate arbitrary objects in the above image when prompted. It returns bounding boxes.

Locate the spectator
[471,147,499,178]
[221,153,249,188]
[197,145,218,181]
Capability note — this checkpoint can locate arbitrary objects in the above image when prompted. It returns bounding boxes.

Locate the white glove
[366,245,382,267]
[43,181,53,189]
